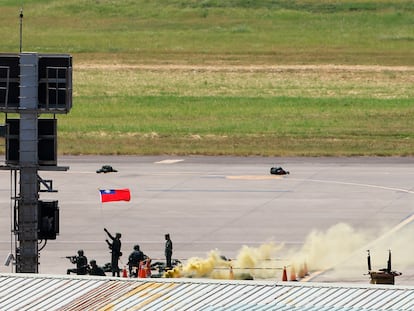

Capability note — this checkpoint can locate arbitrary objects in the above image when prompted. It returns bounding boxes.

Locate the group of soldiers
[67,229,173,277]
[66,249,105,276]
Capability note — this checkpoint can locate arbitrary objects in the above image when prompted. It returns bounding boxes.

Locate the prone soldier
[88,259,106,276]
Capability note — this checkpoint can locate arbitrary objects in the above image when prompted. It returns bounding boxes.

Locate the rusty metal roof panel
[140,281,195,310]
[0,276,106,311]
[109,281,180,310]
[60,280,139,311]
[1,274,414,310]
[169,282,230,310]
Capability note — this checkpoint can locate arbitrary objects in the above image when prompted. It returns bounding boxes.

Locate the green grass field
[1,0,413,156]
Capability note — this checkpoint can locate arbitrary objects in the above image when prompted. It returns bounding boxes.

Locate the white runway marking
[291,178,414,194]
[155,159,184,164]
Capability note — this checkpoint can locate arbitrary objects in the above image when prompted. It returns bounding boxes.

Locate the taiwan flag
[99,189,131,203]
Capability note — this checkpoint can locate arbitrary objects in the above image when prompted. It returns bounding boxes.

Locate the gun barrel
[387,250,392,273]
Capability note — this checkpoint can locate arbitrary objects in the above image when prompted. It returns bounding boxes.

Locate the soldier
[104,228,122,277]
[66,249,88,275]
[127,245,145,277]
[88,259,106,276]
[165,233,173,270]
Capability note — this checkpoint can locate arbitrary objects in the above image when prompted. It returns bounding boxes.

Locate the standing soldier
[165,233,173,270]
[104,228,122,277]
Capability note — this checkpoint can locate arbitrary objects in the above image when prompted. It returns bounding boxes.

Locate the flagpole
[98,189,107,235]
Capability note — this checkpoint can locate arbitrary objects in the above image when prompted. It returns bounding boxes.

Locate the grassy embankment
[0,0,413,156]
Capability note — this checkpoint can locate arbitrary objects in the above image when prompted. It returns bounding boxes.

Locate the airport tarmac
[1,156,414,285]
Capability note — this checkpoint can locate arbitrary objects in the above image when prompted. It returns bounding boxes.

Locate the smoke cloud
[166,222,413,281]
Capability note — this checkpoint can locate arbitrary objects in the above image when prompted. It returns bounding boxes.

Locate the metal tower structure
[0,52,72,272]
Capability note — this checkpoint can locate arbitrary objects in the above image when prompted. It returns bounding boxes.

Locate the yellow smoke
[175,243,286,280]
[292,222,371,271]
[167,222,403,281]
[180,250,230,279]
[233,243,286,279]
[288,222,374,281]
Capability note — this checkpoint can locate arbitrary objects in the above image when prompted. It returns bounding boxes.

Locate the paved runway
[1,156,413,285]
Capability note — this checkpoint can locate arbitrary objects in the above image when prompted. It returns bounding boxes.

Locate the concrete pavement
[1,156,413,285]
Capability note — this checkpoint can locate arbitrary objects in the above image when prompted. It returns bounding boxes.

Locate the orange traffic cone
[229,265,234,280]
[138,261,147,278]
[303,262,309,276]
[146,258,152,277]
[298,265,305,279]
[122,266,128,278]
[290,265,297,281]
[299,261,309,278]
[282,266,288,281]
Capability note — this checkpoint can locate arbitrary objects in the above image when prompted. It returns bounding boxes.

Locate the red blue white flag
[99,189,131,203]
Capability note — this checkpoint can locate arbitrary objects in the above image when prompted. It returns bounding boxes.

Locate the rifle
[65,256,77,262]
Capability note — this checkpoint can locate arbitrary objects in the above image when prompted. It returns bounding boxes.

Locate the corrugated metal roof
[1,273,414,311]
